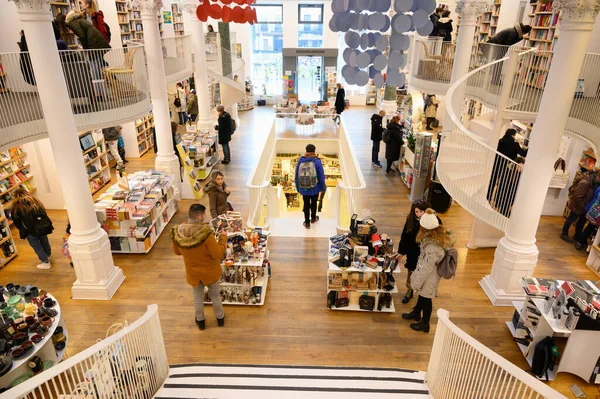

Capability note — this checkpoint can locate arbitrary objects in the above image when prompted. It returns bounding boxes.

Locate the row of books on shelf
[0,171,32,193]
[0,159,27,178]
[530,29,556,41]
[0,148,24,162]
[531,13,559,27]
[0,181,35,207]
[538,1,555,12]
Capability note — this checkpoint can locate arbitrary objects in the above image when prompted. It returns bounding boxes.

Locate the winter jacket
[370,114,384,141]
[187,94,198,114]
[438,17,453,42]
[398,215,443,272]
[585,186,600,213]
[488,23,525,46]
[569,173,598,215]
[216,111,233,145]
[384,122,404,161]
[13,208,54,240]
[203,181,230,219]
[66,11,111,51]
[90,11,110,44]
[411,230,456,298]
[102,126,121,142]
[294,155,326,197]
[497,136,527,161]
[334,88,346,114]
[425,95,439,118]
[171,223,227,287]
[429,14,441,37]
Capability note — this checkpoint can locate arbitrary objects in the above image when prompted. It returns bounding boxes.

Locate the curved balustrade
[207,46,246,110]
[0,43,151,150]
[162,35,193,84]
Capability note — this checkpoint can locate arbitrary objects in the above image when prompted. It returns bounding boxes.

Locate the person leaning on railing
[65,10,111,80]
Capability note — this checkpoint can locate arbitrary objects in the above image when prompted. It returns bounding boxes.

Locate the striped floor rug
[154,363,431,398]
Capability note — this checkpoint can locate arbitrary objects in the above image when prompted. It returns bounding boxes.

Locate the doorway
[297,56,323,103]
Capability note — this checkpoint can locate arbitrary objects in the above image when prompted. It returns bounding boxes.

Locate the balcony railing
[162,35,193,84]
[0,43,151,149]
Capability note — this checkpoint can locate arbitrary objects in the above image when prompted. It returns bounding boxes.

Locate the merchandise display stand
[94,170,178,253]
[204,226,270,306]
[176,131,220,199]
[0,147,35,212]
[79,130,111,195]
[0,289,68,390]
[0,203,17,267]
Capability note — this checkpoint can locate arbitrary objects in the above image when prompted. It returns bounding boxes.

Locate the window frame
[298,4,324,24]
[254,4,284,24]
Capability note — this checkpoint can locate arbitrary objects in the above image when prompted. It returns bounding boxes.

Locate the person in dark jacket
[295,144,326,229]
[487,23,531,46]
[12,188,54,270]
[398,199,442,304]
[370,110,386,168]
[187,89,198,122]
[101,126,123,167]
[575,185,600,250]
[438,10,453,42]
[429,8,443,37]
[66,10,110,79]
[19,31,36,86]
[384,115,404,176]
[215,105,232,164]
[562,171,600,243]
[203,171,231,219]
[486,129,528,203]
[334,83,345,124]
[80,0,110,44]
[495,156,525,218]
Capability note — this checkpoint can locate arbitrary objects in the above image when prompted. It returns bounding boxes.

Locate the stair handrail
[4,304,169,399]
[427,309,568,399]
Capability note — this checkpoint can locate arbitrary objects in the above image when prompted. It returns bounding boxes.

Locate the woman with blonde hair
[203,171,231,219]
[79,0,110,43]
[11,188,54,270]
[401,208,455,333]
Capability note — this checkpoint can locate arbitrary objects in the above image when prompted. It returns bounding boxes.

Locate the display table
[0,290,67,390]
[176,132,220,190]
[94,170,178,254]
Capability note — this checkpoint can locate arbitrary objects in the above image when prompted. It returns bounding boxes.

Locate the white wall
[586,17,600,54]
[23,139,65,210]
[496,0,520,33]
[97,0,121,48]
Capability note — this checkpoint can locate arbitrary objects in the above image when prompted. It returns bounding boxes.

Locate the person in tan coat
[203,171,230,219]
[171,204,227,330]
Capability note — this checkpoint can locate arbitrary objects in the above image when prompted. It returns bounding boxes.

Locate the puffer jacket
[384,122,404,161]
[411,230,456,298]
[488,23,524,46]
[438,17,453,41]
[171,223,227,287]
[203,181,230,219]
[66,11,111,50]
[370,114,384,141]
[102,126,121,142]
[569,173,598,215]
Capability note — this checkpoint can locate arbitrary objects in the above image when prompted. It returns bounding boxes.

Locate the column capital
[554,0,600,23]
[455,1,488,24]
[8,0,53,18]
[133,0,163,16]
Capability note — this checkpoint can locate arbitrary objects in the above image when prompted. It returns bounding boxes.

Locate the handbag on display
[359,295,375,311]
[335,297,349,308]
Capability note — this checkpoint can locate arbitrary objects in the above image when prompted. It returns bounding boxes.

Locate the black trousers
[413,295,433,324]
[386,158,395,173]
[302,194,319,224]
[372,140,381,163]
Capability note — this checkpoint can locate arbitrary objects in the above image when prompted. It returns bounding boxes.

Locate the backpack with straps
[530,336,556,381]
[437,247,458,279]
[298,160,318,189]
[382,129,390,144]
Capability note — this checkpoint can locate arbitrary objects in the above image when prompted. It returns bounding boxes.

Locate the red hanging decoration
[196,0,256,24]
[196,4,208,21]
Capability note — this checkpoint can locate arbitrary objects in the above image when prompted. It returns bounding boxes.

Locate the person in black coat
[486,128,528,203]
[429,8,443,37]
[398,199,442,304]
[438,10,453,42]
[495,156,525,217]
[384,115,404,175]
[488,23,531,46]
[333,83,345,124]
[215,105,232,164]
[370,110,385,168]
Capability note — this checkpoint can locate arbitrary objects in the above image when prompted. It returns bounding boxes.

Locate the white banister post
[9,0,125,300]
[135,0,182,197]
[481,0,600,306]
[492,53,519,142]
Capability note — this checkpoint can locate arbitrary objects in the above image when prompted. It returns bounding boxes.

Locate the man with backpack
[215,105,234,164]
[295,144,326,229]
[562,170,600,243]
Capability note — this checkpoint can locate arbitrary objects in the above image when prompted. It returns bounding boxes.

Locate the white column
[135,0,182,196]
[450,1,488,85]
[480,0,600,306]
[10,0,125,300]
[185,3,213,131]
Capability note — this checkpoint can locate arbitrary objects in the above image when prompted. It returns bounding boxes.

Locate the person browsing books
[203,171,231,219]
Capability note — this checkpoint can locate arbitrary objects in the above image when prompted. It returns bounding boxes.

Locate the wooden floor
[3,106,599,396]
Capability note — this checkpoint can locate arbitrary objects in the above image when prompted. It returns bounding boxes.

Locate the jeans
[222,143,231,161]
[193,280,224,322]
[27,235,51,263]
[302,194,319,224]
[562,211,586,237]
[107,140,123,164]
[413,295,433,324]
[372,140,380,163]
[178,112,187,125]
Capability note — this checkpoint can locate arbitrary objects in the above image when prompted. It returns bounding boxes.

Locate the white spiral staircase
[436,44,600,232]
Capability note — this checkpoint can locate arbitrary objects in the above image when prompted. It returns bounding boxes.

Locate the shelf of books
[172,3,185,36]
[136,113,155,157]
[0,147,35,212]
[176,131,220,199]
[79,130,111,195]
[523,1,560,89]
[0,203,17,267]
[50,1,78,48]
[117,0,132,43]
[94,170,178,254]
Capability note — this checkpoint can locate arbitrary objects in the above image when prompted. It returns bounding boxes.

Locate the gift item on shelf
[176,131,220,199]
[93,170,178,254]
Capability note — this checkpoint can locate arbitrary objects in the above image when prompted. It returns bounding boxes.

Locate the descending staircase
[154,364,430,398]
[206,46,246,122]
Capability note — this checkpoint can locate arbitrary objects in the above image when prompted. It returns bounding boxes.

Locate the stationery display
[93,170,178,254]
[176,131,220,199]
[0,283,66,391]
[327,214,400,312]
[204,228,271,307]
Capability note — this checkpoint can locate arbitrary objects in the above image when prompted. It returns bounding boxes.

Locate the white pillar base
[381,100,397,115]
[467,218,504,249]
[155,155,182,198]
[70,227,126,300]
[479,235,538,306]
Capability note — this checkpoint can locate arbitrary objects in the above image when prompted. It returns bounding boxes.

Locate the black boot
[410,320,430,333]
[402,307,421,321]
[402,288,413,304]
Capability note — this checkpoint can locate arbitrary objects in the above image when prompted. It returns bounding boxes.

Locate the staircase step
[156,364,430,398]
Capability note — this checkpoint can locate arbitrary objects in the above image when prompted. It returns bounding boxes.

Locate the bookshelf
[0,203,17,268]
[172,3,185,36]
[79,130,112,195]
[0,147,36,212]
[50,1,79,49]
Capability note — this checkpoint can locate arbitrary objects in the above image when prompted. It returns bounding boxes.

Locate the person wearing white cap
[401,208,455,333]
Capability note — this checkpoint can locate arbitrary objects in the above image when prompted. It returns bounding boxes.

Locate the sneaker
[36,263,52,270]
[373,162,382,168]
[217,316,225,327]
[47,255,52,262]
[560,234,574,243]
[303,222,310,229]
[311,216,319,224]
[195,318,205,330]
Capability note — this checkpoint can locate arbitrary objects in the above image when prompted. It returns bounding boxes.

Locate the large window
[251,5,283,96]
[298,4,324,48]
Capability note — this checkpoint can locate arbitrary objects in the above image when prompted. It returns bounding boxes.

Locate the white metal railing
[413,37,455,84]
[427,309,568,399]
[0,44,151,149]
[336,118,365,231]
[3,304,169,399]
[162,35,193,84]
[207,46,245,110]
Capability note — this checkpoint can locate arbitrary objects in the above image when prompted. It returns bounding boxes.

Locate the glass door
[297,56,323,103]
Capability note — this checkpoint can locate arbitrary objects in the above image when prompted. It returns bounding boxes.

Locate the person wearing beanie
[402,208,455,333]
[487,23,532,47]
[215,104,232,164]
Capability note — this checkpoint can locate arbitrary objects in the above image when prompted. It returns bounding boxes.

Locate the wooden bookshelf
[79,131,112,195]
[0,147,35,211]
[0,203,17,268]
[171,3,185,36]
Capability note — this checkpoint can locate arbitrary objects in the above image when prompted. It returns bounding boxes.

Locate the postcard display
[327,216,400,312]
[507,277,600,382]
[94,171,178,253]
[204,222,271,306]
[176,131,220,199]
